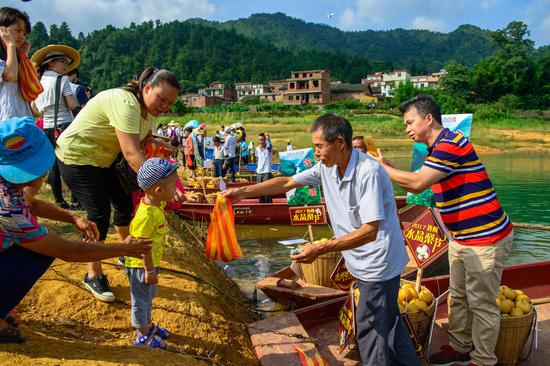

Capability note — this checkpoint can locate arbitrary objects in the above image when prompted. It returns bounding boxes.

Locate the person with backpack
[167,120,180,159]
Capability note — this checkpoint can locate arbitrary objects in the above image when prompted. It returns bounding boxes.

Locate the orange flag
[17,49,43,101]
[295,347,329,366]
[205,195,242,262]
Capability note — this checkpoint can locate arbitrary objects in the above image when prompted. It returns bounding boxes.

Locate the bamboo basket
[205,194,218,204]
[495,309,535,366]
[299,251,341,288]
[400,279,436,348]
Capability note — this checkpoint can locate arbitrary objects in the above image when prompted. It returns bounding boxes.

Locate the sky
[6,0,550,46]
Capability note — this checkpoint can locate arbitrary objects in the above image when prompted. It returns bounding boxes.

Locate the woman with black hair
[0,7,36,121]
[56,67,185,303]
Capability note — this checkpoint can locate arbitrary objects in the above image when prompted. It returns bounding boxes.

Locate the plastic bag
[205,195,242,262]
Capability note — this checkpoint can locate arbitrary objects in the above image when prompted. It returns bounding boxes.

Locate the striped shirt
[424,128,512,246]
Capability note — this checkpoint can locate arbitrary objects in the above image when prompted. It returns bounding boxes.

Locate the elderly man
[375,95,513,366]
[224,114,418,366]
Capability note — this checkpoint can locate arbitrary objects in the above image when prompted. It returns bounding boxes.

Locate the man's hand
[144,269,158,285]
[373,148,396,168]
[74,216,99,242]
[122,236,153,258]
[221,187,246,204]
[290,244,322,263]
[183,193,200,203]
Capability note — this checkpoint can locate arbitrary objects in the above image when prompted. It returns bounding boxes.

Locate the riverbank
[158,112,550,156]
[0,211,259,366]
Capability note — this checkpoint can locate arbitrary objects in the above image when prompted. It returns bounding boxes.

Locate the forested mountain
[195,13,498,72]
[28,20,392,92]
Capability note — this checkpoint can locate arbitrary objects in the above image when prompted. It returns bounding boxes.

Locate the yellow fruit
[497,294,506,302]
[416,300,428,310]
[503,287,517,301]
[398,303,406,313]
[419,290,434,306]
[407,287,418,300]
[496,298,502,306]
[320,238,329,244]
[406,300,420,313]
[499,285,509,292]
[516,300,532,314]
[515,289,525,296]
[515,294,530,303]
[402,283,414,290]
[501,313,511,318]
[499,299,514,314]
[398,288,411,304]
[510,307,524,317]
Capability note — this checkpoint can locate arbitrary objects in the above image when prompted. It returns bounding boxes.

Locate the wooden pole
[308,224,314,242]
[415,267,423,294]
[512,222,550,231]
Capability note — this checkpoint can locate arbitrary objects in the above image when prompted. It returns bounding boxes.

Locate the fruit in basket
[516,299,532,314]
[515,294,530,304]
[510,307,524,317]
[418,289,434,306]
[499,299,514,314]
[398,287,416,304]
[406,300,421,313]
[503,287,517,301]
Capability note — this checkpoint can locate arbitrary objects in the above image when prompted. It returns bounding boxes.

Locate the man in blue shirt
[224,114,418,366]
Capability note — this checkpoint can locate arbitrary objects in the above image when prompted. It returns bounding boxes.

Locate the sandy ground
[0,216,259,366]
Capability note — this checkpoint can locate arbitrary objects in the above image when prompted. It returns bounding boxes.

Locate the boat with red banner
[249,260,550,366]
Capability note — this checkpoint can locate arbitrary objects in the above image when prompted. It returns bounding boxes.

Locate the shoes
[82,275,115,303]
[152,324,170,339]
[133,333,166,349]
[429,345,471,366]
[56,201,70,210]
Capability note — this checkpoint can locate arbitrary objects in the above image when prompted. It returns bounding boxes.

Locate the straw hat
[30,44,80,73]
[168,120,179,127]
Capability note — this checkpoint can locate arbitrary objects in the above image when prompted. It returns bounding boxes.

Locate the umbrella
[198,123,206,130]
[184,119,199,129]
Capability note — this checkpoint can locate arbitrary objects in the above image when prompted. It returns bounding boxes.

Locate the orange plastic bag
[205,195,242,261]
[18,49,43,101]
[295,347,328,366]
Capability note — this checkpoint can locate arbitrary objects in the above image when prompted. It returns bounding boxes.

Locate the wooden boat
[249,260,550,366]
[255,204,448,309]
[183,185,286,198]
[176,196,408,225]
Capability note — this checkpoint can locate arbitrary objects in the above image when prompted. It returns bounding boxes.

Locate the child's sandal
[152,323,170,339]
[133,332,166,349]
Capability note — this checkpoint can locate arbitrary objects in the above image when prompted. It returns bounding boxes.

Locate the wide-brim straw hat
[30,44,80,73]
[168,121,179,127]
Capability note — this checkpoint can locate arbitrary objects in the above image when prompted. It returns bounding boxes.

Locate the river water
[222,153,550,305]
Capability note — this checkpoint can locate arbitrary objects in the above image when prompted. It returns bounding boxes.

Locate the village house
[198,82,236,101]
[181,93,232,108]
[330,82,377,104]
[411,70,447,89]
[361,72,383,88]
[235,82,273,101]
[283,70,331,105]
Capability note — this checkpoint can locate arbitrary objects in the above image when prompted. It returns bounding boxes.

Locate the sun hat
[137,157,180,191]
[194,128,205,135]
[30,44,80,73]
[168,120,179,127]
[0,117,55,184]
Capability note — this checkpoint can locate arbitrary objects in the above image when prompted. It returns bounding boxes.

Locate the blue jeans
[0,245,54,318]
[126,268,158,329]
[355,275,419,366]
[214,159,224,178]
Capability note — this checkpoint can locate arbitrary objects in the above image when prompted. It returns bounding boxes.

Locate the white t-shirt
[0,60,32,121]
[256,146,273,174]
[35,71,74,128]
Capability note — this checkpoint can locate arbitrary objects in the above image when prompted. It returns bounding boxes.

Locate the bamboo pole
[415,267,423,294]
[512,222,550,231]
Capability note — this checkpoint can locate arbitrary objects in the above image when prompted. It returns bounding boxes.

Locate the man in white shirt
[223,114,418,366]
[255,133,273,203]
[223,128,237,182]
[286,139,293,151]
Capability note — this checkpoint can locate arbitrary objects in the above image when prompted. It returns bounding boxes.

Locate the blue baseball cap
[137,157,180,191]
[0,117,55,184]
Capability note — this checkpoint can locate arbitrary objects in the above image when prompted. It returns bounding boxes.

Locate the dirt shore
[0,215,259,366]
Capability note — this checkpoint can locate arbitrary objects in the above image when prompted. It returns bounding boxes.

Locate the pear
[419,289,434,306]
[515,294,530,304]
[501,313,511,318]
[402,283,415,290]
[510,307,524,317]
[499,285,509,293]
[515,289,525,296]
[499,299,514,314]
[516,300,532,314]
[406,287,418,300]
[398,288,412,304]
[406,300,420,313]
[398,303,406,313]
[415,300,428,311]
[503,287,517,301]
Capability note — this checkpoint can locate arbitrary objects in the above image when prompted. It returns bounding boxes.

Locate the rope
[512,222,550,231]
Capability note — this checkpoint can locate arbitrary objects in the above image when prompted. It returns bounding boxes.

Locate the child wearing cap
[125,157,179,349]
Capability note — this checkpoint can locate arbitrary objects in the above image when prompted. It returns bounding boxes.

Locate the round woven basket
[401,283,436,348]
[299,251,341,288]
[495,309,535,365]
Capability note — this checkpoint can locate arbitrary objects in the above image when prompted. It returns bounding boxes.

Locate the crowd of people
[0,5,514,365]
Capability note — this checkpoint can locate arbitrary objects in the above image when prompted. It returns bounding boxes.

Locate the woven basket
[299,250,341,288]
[400,280,436,348]
[205,194,217,204]
[495,309,535,365]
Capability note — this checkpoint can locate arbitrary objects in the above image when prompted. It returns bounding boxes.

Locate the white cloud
[337,0,391,30]
[411,16,444,31]
[524,0,550,45]
[480,0,500,11]
[4,0,216,35]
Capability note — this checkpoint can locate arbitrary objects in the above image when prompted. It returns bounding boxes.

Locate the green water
[223,153,550,304]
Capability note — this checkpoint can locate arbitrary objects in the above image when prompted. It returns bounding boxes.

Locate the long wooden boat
[176,196,408,225]
[249,260,550,366]
[255,241,448,310]
[255,204,448,309]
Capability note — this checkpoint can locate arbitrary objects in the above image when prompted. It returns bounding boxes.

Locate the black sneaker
[82,275,115,302]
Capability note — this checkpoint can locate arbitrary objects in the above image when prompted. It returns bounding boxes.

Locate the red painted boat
[184,185,286,198]
[249,260,550,366]
[177,196,408,225]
